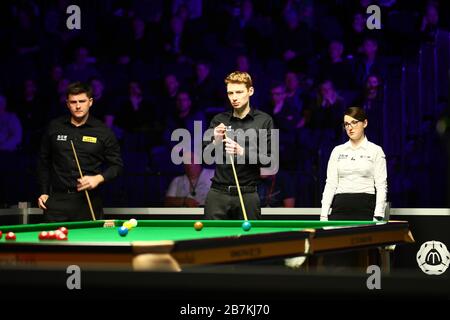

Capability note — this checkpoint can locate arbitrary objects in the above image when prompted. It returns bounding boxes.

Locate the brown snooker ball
[194,221,203,231]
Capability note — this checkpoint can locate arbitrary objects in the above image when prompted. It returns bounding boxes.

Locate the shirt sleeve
[202,115,221,161]
[259,117,275,168]
[101,130,123,182]
[242,116,275,169]
[373,146,387,218]
[166,176,181,197]
[321,147,339,218]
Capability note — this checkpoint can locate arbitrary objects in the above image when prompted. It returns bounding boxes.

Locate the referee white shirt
[166,169,214,206]
[320,136,387,220]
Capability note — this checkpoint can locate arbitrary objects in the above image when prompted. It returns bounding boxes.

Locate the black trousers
[324,192,379,270]
[329,193,376,221]
[44,191,104,222]
[204,188,261,220]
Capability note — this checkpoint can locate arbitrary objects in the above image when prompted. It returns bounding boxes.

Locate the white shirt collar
[344,136,369,150]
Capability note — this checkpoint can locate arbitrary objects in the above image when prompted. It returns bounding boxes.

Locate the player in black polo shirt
[203,71,275,220]
[37,82,123,222]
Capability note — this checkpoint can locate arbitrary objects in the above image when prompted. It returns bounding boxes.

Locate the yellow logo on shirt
[82,136,97,143]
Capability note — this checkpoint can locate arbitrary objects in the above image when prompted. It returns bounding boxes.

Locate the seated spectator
[269,82,299,130]
[189,60,223,110]
[115,81,160,134]
[224,0,265,53]
[420,2,440,44]
[353,38,387,88]
[234,54,264,106]
[268,82,299,170]
[284,71,308,114]
[165,152,214,207]
[115,81,163,149]
[162,15,190,64]
[305,80,345,188]
[65,47,100,82]
[14,78,48,134]
[89,77,111,124]
[308,80,345,133]
[277,10,313,72]
[353,74,384,145]
[10,6,41,71]
[314,40,356,90]
[0,95,22,151]
[128,17,158,63]
[344,12,369,56]
[258,168,295,207]
[157,73,181,116]
[164,91,207,144]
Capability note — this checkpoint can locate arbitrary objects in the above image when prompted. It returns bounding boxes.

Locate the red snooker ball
[39,231,49,240]
[5,232,16,240]
[58,227,68,235]
[0,230,2,239]
[56,233,68,241]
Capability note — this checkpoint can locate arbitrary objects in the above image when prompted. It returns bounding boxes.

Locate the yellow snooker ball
[123,221,133,229]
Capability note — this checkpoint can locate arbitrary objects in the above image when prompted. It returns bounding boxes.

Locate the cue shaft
[70,140,96,221]
[224,133,248,221]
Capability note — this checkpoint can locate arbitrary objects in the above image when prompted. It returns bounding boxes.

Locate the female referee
[320,106,387,221]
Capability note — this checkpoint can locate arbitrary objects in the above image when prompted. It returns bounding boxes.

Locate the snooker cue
[70,140,96,221]
[224,132,248,221]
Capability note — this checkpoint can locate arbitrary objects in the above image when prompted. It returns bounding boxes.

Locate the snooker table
[0,220,414,271]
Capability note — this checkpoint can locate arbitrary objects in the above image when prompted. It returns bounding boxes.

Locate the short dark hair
[345,106,367,121]
[66,82,93,99]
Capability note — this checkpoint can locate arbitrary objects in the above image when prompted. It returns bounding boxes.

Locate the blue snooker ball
[242,221,252,231]
[118,226,129,236]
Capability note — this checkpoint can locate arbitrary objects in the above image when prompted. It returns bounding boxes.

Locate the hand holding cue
[70,140,96,221]
[224,132,248,221]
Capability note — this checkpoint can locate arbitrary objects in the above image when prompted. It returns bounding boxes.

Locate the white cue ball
[129,218,138,227]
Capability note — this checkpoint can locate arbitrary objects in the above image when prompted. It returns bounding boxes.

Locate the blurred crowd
[0,0,449,208]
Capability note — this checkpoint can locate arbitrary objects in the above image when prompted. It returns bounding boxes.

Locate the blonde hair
[224,71,253,89]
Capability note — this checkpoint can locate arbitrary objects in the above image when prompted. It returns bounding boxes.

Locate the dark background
[0,0,449,208]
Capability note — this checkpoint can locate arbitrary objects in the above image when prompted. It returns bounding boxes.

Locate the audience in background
[0,95,22,151]
[0,0,448,208]
[165,152,214,207]
[258,168,295,207]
